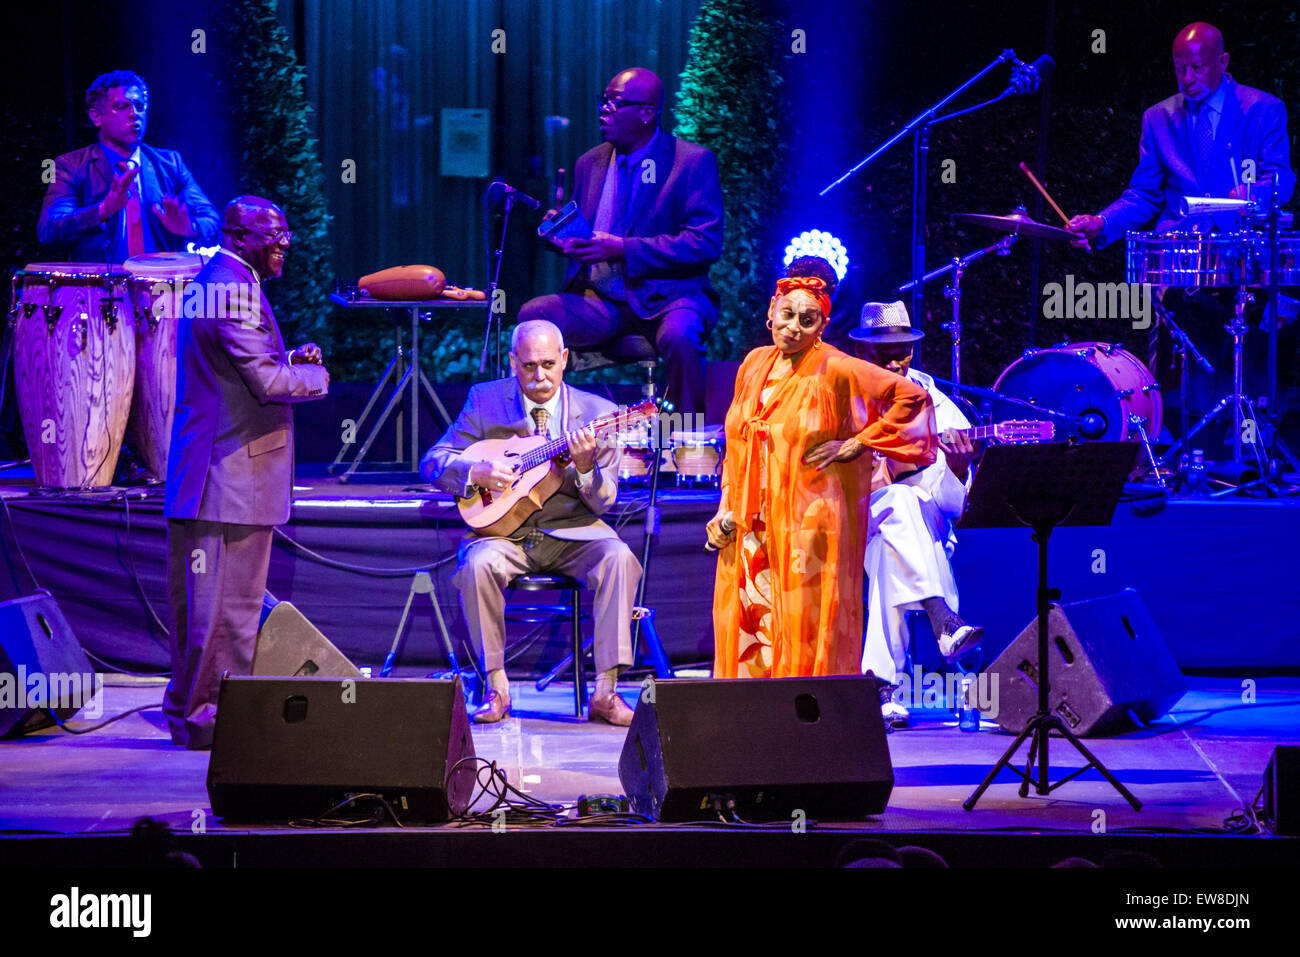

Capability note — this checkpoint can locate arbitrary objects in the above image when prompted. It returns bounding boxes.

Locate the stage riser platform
[0,490,1294,672]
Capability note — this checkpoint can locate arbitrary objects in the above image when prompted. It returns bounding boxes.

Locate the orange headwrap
[775,275,832,320]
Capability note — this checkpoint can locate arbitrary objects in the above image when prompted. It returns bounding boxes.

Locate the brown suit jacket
[164,249,329,525]
[420,378,621,541]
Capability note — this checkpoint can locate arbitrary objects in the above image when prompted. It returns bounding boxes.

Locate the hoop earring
[765,319,774,330]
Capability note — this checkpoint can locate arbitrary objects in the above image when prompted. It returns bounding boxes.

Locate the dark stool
[505,573,587,716]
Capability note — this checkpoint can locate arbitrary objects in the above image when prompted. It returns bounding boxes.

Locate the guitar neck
[516,402,654,471]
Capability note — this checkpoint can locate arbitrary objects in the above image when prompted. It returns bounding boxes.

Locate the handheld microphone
[704,515,736,553]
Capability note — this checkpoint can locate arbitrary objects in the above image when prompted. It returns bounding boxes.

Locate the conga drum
[123,252,204,479]
[11,264,134,487]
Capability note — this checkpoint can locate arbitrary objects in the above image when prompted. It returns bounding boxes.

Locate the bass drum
[992,341,1162,453]
[11,263,135,487]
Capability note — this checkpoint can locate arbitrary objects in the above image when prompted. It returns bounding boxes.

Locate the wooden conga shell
[13,264,135,488]
[123,253,203,479]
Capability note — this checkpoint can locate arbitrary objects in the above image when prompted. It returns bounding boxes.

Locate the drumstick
[1018,162,1071,226]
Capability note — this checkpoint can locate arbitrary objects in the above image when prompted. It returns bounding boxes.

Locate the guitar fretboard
[514,401,656,472]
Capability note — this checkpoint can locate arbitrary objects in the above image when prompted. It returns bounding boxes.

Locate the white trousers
[860,483,959,685]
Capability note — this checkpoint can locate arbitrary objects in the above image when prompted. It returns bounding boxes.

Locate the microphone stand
[820,49,1020,365]
[479,185,526,380]
[1262,184,1300,477]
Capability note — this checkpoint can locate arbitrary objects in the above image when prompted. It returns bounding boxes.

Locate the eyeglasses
[245,227,294,244]
[599,95,653,114]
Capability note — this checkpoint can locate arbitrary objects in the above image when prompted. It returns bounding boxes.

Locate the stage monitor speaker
[252,600,360,678]
[207,676,475,823]
[618,676,893,822]
[984,588,1186,737]
[0,592,95,738]
[1263,746,1300,836]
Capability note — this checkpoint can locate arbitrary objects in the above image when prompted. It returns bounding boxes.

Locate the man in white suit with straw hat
[850,301,984,729]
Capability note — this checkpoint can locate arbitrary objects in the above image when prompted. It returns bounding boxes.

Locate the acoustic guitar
[457,399,658,536]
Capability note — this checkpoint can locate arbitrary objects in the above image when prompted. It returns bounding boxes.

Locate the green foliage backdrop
[218,0,334,353]
[675,0,786,361]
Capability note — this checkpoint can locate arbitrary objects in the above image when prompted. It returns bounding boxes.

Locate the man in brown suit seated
[420,319,641,726]
[163,195,330,749]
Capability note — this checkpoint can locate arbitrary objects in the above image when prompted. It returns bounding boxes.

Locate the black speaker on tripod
[983,588,1186,737]
[618,676,893,822]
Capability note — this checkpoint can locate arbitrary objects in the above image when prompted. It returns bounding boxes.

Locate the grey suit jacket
[1098,75,1294,247]
[420,378,622,541]
[164,250,329,525]
[564,132,724,322]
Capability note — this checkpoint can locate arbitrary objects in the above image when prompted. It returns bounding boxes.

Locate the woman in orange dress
[708,274,936,678]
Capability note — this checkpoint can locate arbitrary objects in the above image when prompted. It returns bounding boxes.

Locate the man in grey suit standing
[519,67,724,419]
[421,319,640,726]
[163,195,329,749]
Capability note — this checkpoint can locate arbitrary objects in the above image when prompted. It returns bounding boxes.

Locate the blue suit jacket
[37,142,220,263]
[164,250,329,526]
[565,132,724,321]
[1099,76,1295,247]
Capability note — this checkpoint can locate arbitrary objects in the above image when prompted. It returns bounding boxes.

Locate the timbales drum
[1126,230,1255,287]
[670,427,725,489]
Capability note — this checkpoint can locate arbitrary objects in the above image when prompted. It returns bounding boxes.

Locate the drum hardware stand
[898,233,1018,383]
[1128,413,1166,489]
[1165,286,1274,490]
[1154,296,1214,477]
[961,442,1143,813]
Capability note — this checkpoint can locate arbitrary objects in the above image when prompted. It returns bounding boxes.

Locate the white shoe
[937,621,984,662]
[881,699,910,730]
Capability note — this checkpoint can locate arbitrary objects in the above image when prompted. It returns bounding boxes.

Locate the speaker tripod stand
[959,442,1143,812]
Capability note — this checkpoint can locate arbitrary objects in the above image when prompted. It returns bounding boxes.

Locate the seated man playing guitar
[420,319,642,726]
[851,301,985,730]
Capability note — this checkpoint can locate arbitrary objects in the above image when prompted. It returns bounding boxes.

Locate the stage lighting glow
[783,230,848,281]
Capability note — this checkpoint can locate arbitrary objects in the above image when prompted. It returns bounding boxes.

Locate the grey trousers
[165,519,272,748]
[452,532,641,675]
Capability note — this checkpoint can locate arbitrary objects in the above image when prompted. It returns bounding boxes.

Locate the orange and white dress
[712,342,936,678]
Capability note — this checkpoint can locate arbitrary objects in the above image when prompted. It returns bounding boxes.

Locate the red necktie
[119,161,145,257]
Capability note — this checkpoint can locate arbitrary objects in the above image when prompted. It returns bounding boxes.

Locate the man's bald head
[1172,22,1229,103]
[600,67,663,153]
[1174,22,1224,58]
[221,195,291,279]
[614,68,663,112]
[221,195,285,232]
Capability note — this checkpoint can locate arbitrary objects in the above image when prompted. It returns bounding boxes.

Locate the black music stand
[960,441,1143,812]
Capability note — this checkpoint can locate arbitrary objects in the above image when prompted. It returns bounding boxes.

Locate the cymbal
[955,210,1078,243]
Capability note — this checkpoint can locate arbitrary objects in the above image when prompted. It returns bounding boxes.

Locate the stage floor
[3,674,1297,868]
